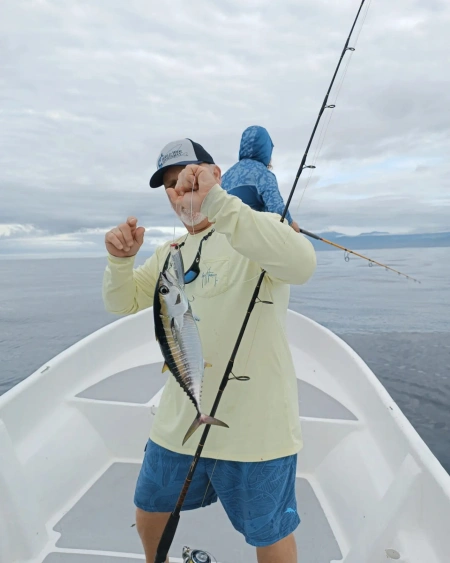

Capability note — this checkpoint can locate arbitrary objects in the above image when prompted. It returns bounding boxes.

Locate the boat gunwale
[1,307,449,497]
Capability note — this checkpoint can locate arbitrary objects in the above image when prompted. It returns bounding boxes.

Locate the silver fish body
[169,243,185,288]
[153,249,228,445]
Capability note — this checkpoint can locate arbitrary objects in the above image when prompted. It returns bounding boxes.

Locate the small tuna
[153,246,228,445]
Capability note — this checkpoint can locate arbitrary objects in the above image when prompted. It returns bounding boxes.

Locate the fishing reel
[182,545,216,563]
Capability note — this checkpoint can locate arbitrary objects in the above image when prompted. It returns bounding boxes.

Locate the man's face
[163,163,215,227]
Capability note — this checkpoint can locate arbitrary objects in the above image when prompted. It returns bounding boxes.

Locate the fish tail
[182,413,229,446]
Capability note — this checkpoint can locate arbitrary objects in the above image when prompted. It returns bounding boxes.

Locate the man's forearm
[201,185,316,285]
[102,254,157,314]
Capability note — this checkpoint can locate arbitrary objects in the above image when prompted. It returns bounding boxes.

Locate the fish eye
[159,285,170,295]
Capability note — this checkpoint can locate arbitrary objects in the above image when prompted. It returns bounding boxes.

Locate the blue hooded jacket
[221,126,293,224]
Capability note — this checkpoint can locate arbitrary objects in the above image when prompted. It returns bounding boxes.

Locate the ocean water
[0,246,449,472]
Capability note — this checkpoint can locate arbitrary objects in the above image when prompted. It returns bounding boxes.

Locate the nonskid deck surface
[43,463,342,563]
[42,360,354,562]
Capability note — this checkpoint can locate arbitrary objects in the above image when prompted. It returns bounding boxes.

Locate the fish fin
[173,314,184,332]
[201,414,229,429]
[161,362,170,373]
[182,413,229,446]
[204,362,212,368]
[182,414,202,446]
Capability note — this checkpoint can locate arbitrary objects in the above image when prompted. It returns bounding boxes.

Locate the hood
[238,126,274,166]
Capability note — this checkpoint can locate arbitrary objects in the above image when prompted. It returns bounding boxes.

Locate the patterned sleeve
[259,171,293,224]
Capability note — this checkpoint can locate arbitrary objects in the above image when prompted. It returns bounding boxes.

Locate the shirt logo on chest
[201,267,219,288]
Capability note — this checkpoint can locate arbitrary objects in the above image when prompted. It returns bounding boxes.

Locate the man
[221,125,301,232]
[102,138,316,563]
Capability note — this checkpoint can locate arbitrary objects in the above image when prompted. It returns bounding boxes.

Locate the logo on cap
[157,144,189,169]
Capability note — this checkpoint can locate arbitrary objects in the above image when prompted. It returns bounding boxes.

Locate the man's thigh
[134,439,218,512]
[208,454,300,547]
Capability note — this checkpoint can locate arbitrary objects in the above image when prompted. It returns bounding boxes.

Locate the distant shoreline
[1,243,449,261]
[1,231,450,260]
[307,231,450,252]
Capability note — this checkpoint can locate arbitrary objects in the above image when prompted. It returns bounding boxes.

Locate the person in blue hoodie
[222,125,300,232]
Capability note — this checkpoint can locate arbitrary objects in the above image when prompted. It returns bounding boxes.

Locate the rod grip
[154,512,180,563]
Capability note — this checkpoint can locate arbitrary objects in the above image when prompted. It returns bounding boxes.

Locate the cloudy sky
[1,0,449,256]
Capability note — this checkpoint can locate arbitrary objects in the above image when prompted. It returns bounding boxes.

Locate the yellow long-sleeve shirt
[102,184,316,461]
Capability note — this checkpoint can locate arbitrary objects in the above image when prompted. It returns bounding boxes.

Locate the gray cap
[149,138,215,188]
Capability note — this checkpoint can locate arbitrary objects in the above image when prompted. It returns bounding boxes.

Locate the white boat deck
[1,309,450,562]
[39,361,347,563]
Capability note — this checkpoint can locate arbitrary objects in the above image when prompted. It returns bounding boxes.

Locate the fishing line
[289,0,373,218]
[173,196,180,244]
[190,176,195,235]
[171,172,198,248]
[240,272,266,285]
[175,272,264,305]
[239,294,265,380]
[271,0,416,281]
[200,458,219,508]
[297,228,421,282]
[353,0,373,45]
[173,215,178,245]
[180,271,267,303]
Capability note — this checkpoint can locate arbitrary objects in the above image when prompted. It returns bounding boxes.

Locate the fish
[169,242,201,322]
[153,245,229,445]
[169,243,185,288]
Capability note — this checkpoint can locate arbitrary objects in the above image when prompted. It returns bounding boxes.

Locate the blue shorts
[134,439,300,547]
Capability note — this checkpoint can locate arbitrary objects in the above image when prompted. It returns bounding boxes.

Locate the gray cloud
[1,0,449,255]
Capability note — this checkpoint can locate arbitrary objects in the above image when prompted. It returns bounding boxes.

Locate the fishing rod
[299,227,421,283]
[155,1,373,561]
[274,0,419,284]
[280,1,367,221]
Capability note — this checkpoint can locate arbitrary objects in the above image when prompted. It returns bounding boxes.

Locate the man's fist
[105,217,145,257]
[166,164,218,214]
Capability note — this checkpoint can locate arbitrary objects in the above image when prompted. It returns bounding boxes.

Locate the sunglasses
[163,229,215,285]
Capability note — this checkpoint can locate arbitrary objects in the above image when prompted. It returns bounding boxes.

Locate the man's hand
[166,164,217,213]
[105,217,145,257]
[291,220,300,233]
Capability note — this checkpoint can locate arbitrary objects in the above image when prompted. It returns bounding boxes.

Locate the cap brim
[149,160,204,188]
